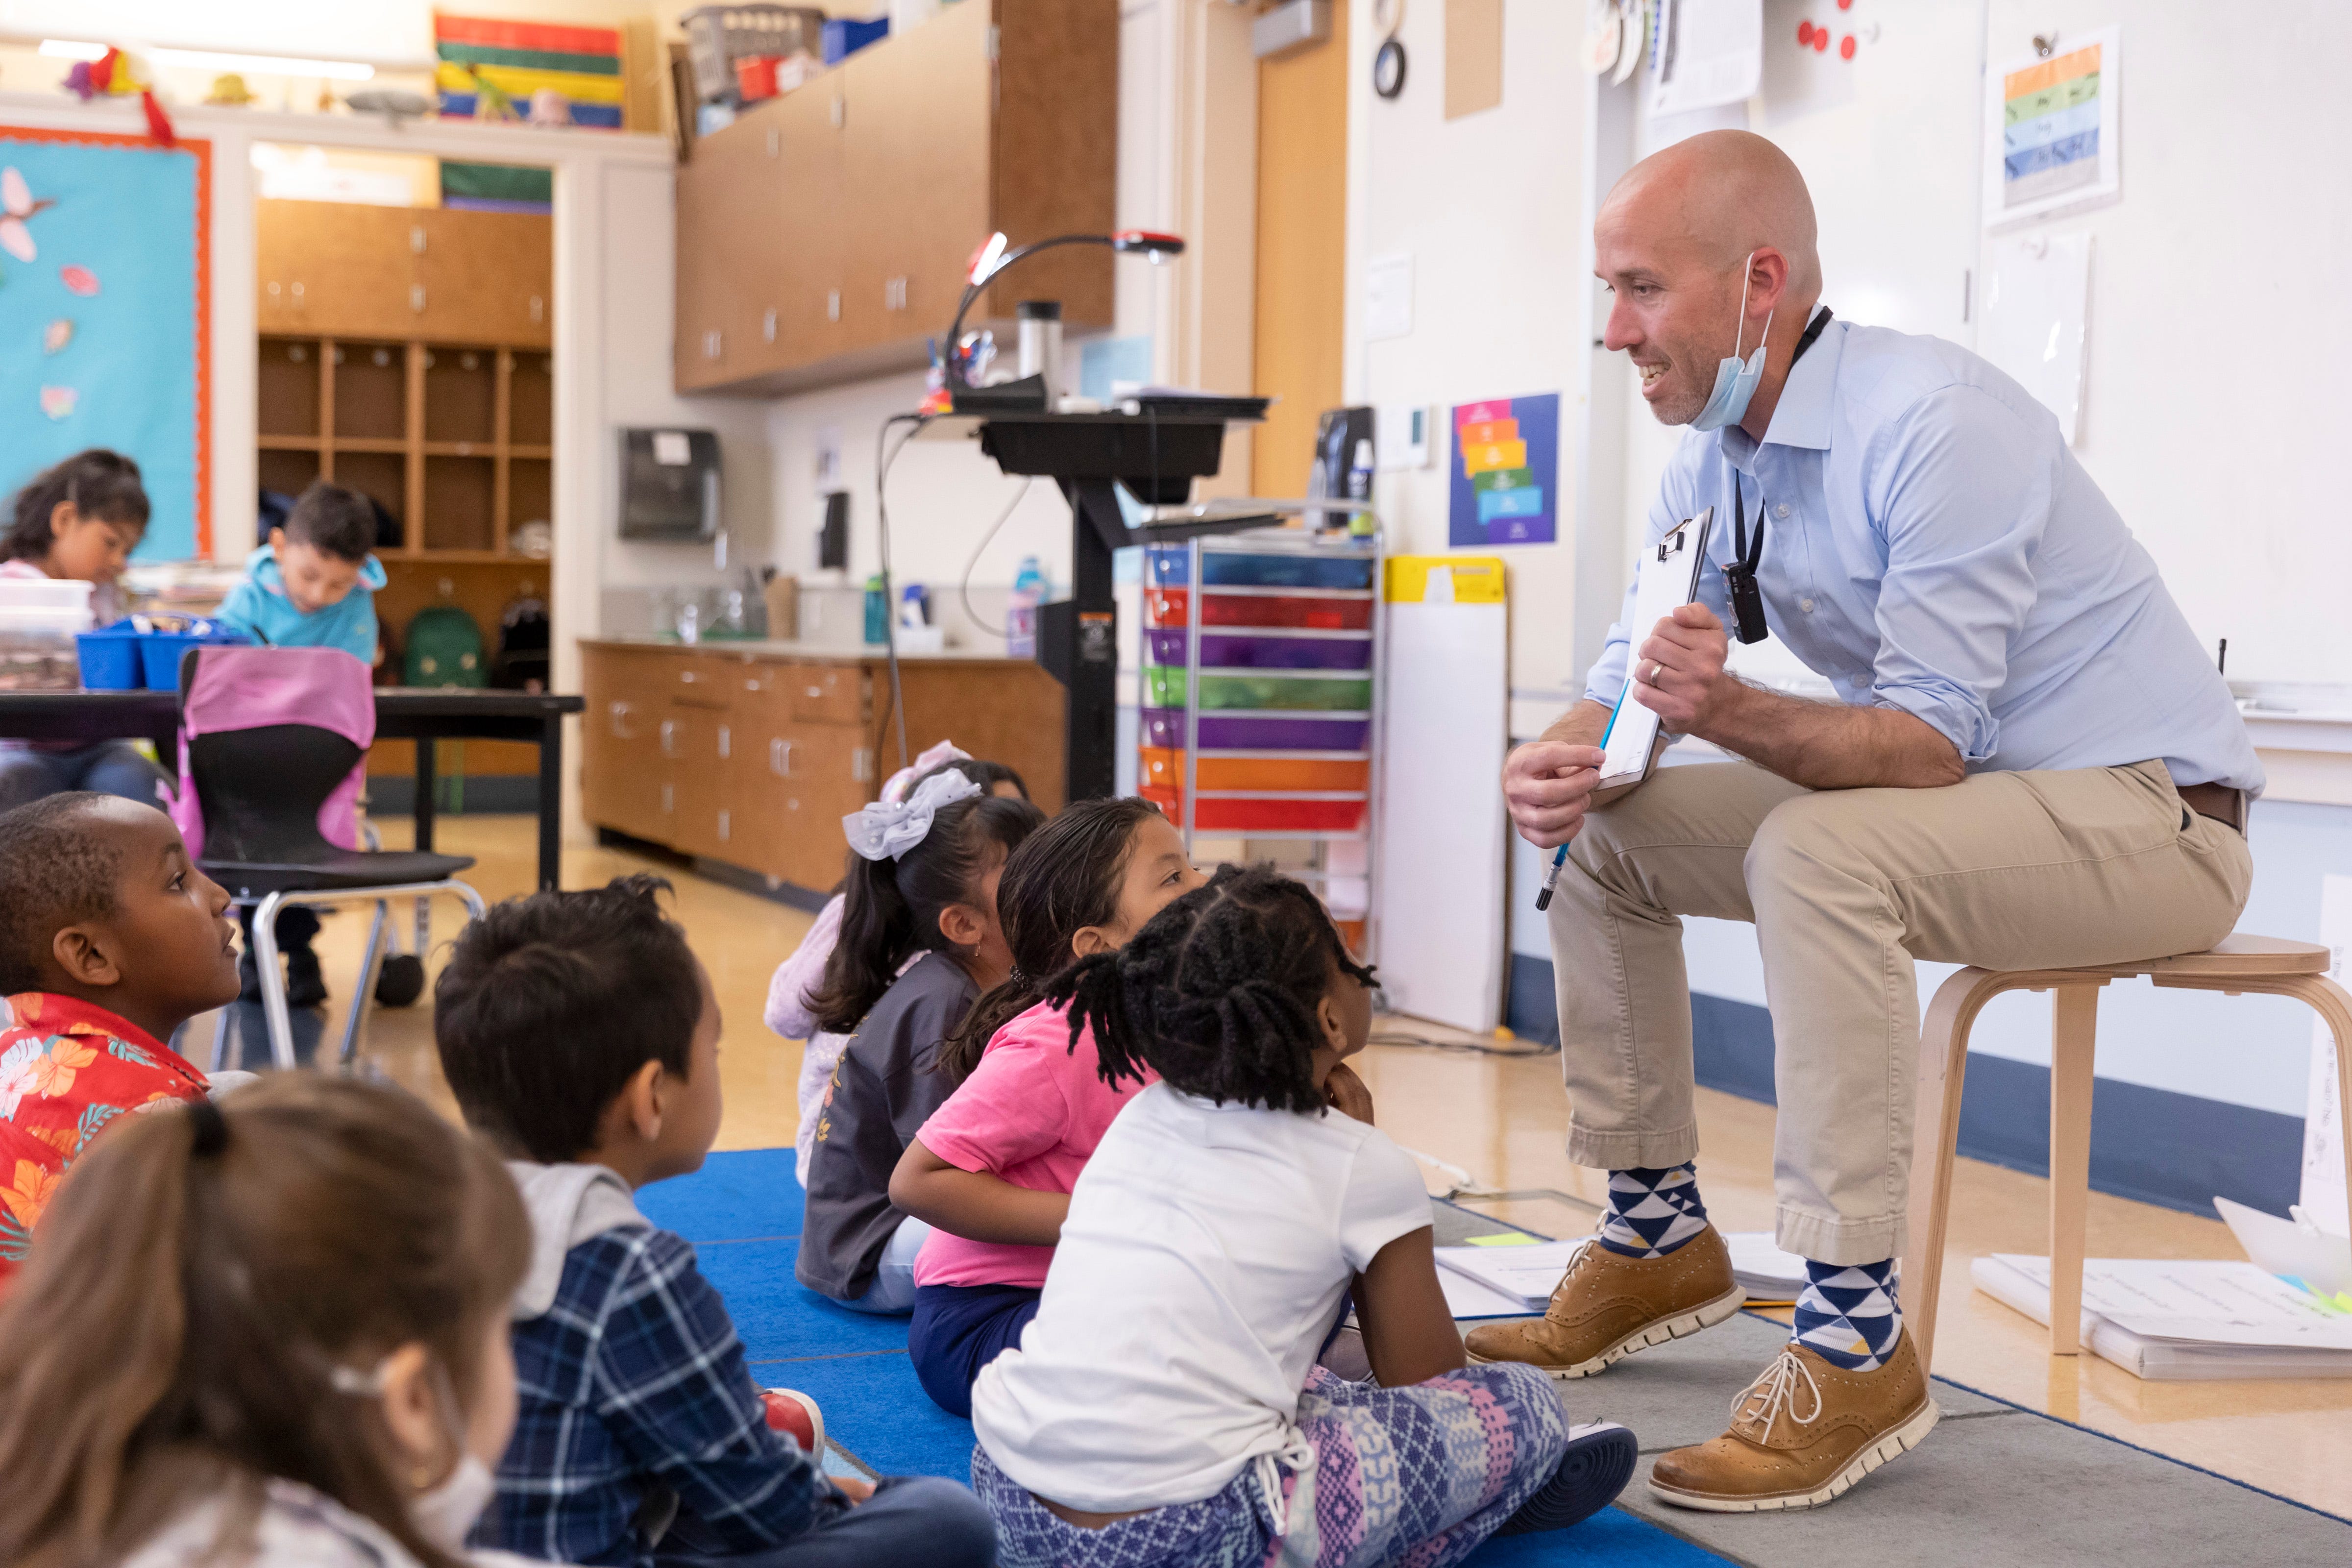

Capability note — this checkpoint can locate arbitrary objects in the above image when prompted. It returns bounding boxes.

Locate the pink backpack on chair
[171,645,375,863]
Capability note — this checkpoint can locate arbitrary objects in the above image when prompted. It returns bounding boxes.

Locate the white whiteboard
[1621,0,2352,688]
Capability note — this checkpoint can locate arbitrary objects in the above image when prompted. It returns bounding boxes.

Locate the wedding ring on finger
[1641,659,1661,685]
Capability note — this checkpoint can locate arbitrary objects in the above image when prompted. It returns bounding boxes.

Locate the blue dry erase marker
[1535,843,1570,910]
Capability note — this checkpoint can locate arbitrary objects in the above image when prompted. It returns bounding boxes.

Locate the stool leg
[2047,984,2101,1356]
[2281,975,2352,1239]
[1907,967,2007,1372]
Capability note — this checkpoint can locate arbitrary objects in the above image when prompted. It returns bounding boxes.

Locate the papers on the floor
[2215,1195,2352,1300]
[1725,1232,1808,1302]
[1435,1239,1591,1312]
[1439,1269,1539,1320]
[1971,1253,2352,1381]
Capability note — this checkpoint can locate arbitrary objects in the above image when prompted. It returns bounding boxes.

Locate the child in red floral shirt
[0,792,242,1280]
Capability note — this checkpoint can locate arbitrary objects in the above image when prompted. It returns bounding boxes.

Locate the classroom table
[0,688,585,890]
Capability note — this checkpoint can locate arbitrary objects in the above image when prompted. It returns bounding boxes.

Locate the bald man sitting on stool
[1473,131,2260,1512]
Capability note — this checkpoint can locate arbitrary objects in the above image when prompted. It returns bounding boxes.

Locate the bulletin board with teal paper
[0,127,210,560]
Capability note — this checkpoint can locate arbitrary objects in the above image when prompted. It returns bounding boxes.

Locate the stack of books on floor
[1430,1233,1810,1320]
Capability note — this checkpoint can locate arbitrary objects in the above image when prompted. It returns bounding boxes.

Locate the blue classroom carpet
[642,1148,1735,1566]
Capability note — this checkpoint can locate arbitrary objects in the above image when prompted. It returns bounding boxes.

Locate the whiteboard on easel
[1374,557,1509,1033]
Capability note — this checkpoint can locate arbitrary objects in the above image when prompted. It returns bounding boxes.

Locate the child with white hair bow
[766,742,1032,1185]
[790,757,1043,1312]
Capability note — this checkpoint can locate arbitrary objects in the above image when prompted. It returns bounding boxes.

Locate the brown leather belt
[2177,780,2248,834]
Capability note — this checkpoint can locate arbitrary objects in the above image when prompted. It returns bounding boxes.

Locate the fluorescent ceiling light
[39,39,375,80]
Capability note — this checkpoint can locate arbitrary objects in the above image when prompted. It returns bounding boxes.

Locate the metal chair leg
[338,899,390,1068]
[251,890,298,1072]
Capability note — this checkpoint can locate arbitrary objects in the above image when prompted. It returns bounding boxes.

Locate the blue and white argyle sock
[1793,1258,1902,1371]
[1595,1162,1710,1258]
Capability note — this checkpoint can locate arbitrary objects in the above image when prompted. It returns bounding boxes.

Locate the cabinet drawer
[670,655,739,708]
[790,663,866,724]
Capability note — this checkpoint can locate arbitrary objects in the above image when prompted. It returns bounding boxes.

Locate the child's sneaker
[1496,1421,1638,1535]
[760,1387,825,1457]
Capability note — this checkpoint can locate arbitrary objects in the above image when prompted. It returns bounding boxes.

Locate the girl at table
[0,449,169,814]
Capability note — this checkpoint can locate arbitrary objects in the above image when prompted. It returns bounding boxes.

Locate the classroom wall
[1338,0,1587,698]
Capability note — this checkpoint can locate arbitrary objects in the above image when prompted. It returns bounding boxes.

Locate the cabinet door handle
[267,280,281,299]
[291,281,305,302]
[770,738,794,778]
[718,724,731,760]
[661,783,674,813]
[679,669,698,684]
[530,294,544,324]
[609,700,638,739]
[852,747,875,783]
[411,224,428,255]
[830,95,844,128]
[763,307,777,343]
[827,289,840,322]
[410,284,427,314]
[718,808,731,841]
[766,126,781,156]
[703,328,722,360]
[659,719,677,756]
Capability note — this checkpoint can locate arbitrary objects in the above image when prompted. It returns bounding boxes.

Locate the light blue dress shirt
[1585,315,2263,793]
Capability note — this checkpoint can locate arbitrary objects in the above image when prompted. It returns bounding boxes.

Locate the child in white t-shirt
[967,867,1639,1568]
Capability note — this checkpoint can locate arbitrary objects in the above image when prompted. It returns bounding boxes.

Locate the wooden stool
[1902,934,2352,1369]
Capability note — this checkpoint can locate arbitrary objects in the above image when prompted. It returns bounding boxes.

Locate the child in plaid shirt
[434,875,997,1568]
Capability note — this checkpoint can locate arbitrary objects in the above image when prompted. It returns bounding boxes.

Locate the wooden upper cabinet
[256,199,419,340]
[673,0,1115,395]
[416,208,553,348]
[257,200,551,348]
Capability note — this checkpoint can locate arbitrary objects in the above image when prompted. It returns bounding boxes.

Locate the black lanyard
[1725,306,1834,645]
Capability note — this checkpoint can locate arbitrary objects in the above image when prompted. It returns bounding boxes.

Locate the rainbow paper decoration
[435,14,625,129]
[1448,393,1558,547]
[2000,41,2103,209]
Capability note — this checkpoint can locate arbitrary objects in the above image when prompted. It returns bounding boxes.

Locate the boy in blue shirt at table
[217,480,386,663]
[215,480,387,1009]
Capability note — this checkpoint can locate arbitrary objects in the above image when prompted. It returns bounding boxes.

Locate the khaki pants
[1546,759,2252,1264]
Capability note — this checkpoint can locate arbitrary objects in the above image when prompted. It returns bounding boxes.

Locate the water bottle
[1006,555,1045,658]
[1347,438,1376,537]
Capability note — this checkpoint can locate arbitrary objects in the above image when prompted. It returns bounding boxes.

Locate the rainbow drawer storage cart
[1139,527,1383,956]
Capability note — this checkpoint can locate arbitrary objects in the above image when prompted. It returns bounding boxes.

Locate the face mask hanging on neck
[1689,250,1774,433]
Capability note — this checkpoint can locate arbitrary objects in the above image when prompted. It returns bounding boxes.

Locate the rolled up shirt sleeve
[1863,387,2053,764]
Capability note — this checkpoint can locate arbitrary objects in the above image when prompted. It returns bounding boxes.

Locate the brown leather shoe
[1647,1329,1939,1511]
[1463,1227,1745,1379]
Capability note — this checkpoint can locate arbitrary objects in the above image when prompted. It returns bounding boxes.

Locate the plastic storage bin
[1139,749,1370,794]
[1142,667,1372,712]
[821,15,889,62]
[1143,628,1373,671]
[74,623,144,689]
[1144,588,1374,632]
[681,5,827,100]
[0,607,92,690]
[1141,708,1370,752]
[137,626,253,691]
[1140,787,1368,835]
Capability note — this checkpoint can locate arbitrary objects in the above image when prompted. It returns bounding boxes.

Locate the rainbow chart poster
[1984,27,2121,231]
[1448,392,1559,547]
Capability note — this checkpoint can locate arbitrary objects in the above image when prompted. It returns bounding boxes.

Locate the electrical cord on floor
[1368,1029,1561,1060]
[873,412,931,776]
[957,476,1036,641]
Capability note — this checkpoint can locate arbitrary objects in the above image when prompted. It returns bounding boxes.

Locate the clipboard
[1591,506,1714,804]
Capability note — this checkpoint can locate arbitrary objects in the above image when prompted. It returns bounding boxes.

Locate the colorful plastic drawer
[1140,786,1368,834]
[1139,749,1371,793]
[1141,666,1372,711]
[1144,548,1376,592]
[1336,918,1367,957]
[1145,588,1375,632]
[1141,708,1371,752]
[1142,629,1373,671]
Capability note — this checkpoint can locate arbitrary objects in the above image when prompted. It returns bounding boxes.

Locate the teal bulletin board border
[0,126,210,560]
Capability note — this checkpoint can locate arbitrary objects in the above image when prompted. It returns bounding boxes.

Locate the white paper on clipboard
[1598,507,1715,789]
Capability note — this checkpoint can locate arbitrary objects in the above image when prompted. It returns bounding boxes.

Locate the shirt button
[1800,598,1816,613]
[1775,503,1791,518]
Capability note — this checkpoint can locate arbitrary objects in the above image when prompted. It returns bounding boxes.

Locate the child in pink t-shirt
[889,798,1206,1416]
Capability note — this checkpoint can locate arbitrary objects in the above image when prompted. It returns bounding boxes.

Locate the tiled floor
[284,813,2348,1520]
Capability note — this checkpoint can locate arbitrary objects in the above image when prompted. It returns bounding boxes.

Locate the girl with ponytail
[0,1074,533,1568]
[965,867,1639,1568]
[887,797,1205,1416]
[795,770,1042,1312]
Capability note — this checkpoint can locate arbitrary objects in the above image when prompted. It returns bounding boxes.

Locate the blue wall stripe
[1508,955,2303,1218]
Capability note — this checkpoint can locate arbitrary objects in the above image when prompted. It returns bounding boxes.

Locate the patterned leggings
[974,1362,1568,1568]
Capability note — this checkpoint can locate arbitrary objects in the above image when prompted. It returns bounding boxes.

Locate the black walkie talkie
[1726,479,1769,644]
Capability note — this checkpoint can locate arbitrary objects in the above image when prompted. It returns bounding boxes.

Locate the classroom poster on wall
[1449,393,1558,547]
[1983,27,2121,233]
[0,127,210,559]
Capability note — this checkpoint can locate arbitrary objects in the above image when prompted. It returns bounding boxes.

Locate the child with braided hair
[888,797,1206,1417]
[967,866,1637,1568]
